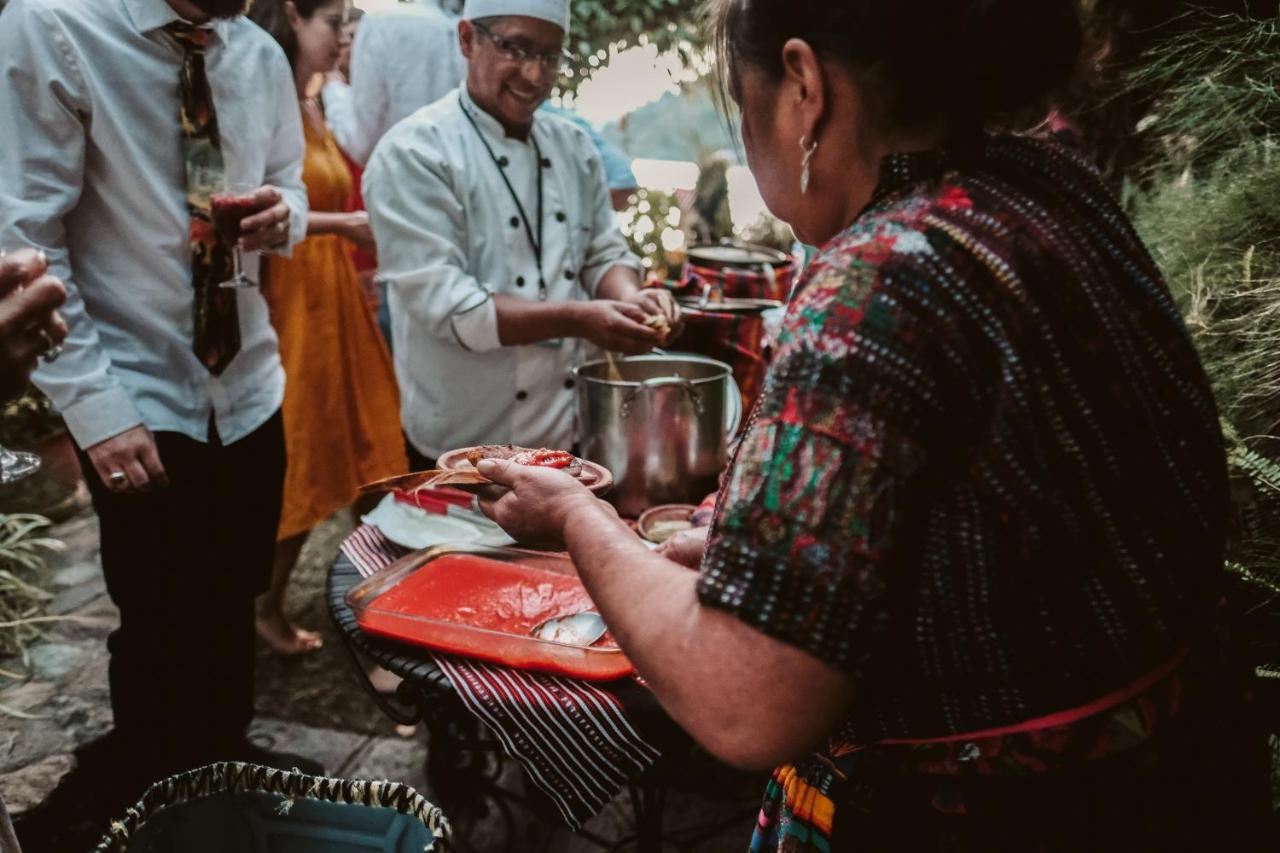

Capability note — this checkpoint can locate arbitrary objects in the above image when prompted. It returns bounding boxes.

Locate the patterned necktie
[165,21,240,375]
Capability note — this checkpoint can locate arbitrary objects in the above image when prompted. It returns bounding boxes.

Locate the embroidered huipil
[364,87,641,458]
[698,137,1229,741]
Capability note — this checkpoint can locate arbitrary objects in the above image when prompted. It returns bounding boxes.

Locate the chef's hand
[575,300,662,356]
[656,525,709,570]
[0,249,67,400]
[238,186,291,253]
[86,424,169,494]
[476,458,608,550]
[625,288,683,344]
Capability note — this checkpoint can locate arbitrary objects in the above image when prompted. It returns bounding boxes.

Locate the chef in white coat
[364,0,678,467]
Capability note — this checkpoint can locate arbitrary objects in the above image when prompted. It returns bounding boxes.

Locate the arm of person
[335,19,388,166]
[320,75,360,160]
[307,210,375,255]
[0,2,164,493]
[478,463,853,770]
[364,131,662,355]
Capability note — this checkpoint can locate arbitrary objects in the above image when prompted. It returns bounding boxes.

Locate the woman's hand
[342,211,377,256]
[656,525,709,569]
[476,458,610,550]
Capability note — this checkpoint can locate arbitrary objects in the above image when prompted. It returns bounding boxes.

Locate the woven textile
[340,525,661,828]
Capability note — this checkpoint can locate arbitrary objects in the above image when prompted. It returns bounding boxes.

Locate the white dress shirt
[321,2,466,165]
[364,87,642,458]
[0,0,308,449]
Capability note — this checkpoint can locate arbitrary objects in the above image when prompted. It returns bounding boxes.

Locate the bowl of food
[636,504,698,545]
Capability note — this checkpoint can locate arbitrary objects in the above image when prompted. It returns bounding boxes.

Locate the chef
[364,0,678,469]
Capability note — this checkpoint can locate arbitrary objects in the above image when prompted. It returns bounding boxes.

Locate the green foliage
[1123,12,1280,616]
[561,0,703,94]
[0,513,63,662]
[617,187,683,278]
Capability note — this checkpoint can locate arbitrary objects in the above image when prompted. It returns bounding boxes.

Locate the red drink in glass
[209,192,262,245]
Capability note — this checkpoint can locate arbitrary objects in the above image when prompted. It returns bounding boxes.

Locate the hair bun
[963,0,1082,116]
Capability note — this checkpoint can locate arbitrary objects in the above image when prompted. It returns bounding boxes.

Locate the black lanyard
[460,101,548,300]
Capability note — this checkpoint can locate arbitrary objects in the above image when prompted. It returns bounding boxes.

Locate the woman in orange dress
[250,0,407,654]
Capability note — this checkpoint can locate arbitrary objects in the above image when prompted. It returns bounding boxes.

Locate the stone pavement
[0,508,758,852]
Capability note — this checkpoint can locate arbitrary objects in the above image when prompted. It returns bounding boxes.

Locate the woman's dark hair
[711,0,1083,133]
[248,0,333,70]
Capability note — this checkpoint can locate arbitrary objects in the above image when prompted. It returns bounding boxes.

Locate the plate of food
[360,446,613,498]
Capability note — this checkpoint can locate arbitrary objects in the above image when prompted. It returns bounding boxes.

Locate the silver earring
[800,136,819,193]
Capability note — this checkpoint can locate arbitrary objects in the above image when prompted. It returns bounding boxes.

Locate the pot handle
[621,376,703,420]
[723,373,743,436]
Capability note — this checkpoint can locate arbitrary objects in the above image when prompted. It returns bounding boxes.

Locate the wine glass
[209,182,264,289]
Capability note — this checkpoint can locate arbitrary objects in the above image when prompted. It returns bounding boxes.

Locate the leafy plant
[618,187,685,279]
[0,513,64,666]
[561,0,703,95]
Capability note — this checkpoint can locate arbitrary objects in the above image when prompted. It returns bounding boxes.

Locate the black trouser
[405,435,435,472]
[80,412,284,779]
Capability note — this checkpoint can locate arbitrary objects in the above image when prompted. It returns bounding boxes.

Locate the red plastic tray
[346,545,634,681]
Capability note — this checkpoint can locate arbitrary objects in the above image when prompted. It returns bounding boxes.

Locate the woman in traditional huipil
[249,0,406,655]
[475,0,1270,847]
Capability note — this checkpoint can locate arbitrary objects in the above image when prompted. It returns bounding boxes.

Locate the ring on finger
[109,470,127,487]
[37,328,62,363]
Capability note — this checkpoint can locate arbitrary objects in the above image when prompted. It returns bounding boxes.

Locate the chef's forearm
[594,265,643,301]
[492,294,580,346]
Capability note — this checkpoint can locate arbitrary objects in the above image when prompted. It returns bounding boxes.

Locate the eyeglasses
[472,21,569,72]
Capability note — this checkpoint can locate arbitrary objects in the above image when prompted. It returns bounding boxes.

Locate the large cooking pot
[574,354,742,517]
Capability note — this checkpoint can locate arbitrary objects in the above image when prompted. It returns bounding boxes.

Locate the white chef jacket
[0,0,308,449]
[364,86,642,458]
[321,2,466,165]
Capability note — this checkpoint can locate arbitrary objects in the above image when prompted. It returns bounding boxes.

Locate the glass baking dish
[346,544,634,681]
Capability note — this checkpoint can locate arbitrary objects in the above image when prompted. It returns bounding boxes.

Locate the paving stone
[50,562,99,589]
[0,680,56,715]
[27,643,84,680]
[0,753,74,817]
[46,578,106,616]
[342,733,428,790]
[247,718,368,776]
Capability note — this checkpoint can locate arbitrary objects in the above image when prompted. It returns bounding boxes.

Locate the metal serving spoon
[529,611,608,647]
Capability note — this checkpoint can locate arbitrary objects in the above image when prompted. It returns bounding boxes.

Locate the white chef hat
[462,0,570,34]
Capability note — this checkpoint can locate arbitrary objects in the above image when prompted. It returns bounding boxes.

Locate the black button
[564,379,575,390]
[541,158,552,168]
[515,276,525,287]
[555,212,567,223]
[510,216,520,228]
[498,156,509,168]
[515,390,529,401]
[564,270,576,280]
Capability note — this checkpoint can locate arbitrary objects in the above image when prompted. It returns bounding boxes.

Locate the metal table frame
[327,553,756,852]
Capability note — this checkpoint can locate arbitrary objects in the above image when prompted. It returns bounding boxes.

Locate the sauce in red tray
[357,554,632,679]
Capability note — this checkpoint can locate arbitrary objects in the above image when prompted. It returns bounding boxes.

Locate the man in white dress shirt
[323,0,468,166]
[0,0,321,800]
[365,0,679,468]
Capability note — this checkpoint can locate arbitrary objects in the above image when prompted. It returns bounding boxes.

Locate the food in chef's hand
[643,313,671,339]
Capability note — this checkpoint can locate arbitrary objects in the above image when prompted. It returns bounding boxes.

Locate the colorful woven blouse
[697,136,1229,742]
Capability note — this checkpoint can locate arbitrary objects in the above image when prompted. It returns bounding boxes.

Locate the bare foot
[255,610,324,655]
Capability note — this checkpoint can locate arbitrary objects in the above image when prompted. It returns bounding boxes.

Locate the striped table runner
[341,524,662,828]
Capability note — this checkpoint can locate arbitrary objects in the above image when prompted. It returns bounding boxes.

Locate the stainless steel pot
[573,354,742,517]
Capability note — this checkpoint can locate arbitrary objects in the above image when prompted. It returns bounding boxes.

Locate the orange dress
[266,113,407,540]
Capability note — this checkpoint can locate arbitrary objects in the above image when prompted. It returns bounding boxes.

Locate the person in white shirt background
[364,0,681,470]
[0,0,323,812]
[322,0,468,167]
